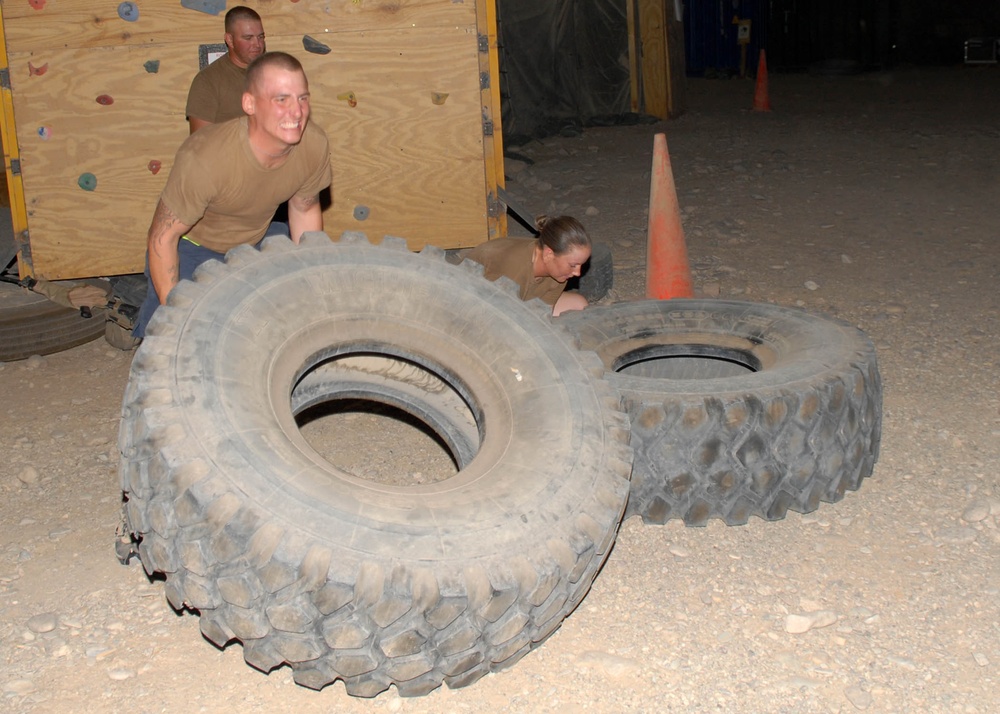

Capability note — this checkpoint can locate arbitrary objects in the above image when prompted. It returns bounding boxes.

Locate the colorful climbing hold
[96,95,114,106]
[302,36,332,55]
[117,1,139,22]
[147,160,161,175]
[28,0,46,10]
[353,205,370,221]
[27,62,48,77]
[431,92,449,105]
[143,60,160,74]
[78,173,98,192]
[337,91,358,108]
[37,126,52,140]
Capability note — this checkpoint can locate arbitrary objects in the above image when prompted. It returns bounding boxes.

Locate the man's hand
[147,200,193,305]
[287,193,323,243]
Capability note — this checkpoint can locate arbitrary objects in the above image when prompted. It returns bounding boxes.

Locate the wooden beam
[637,0,668,119]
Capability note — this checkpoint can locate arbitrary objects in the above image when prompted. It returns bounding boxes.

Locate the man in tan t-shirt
[185,6,266,133]
[133,52,332,338]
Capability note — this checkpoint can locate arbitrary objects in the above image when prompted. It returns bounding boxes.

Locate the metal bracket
[497,186,540,235]
[482,118,494,137]
[480,71,490,90]
[0,68,9,90]
[486,191,502,218]
[9,158,20,176]
[16,230,33,274]
[478,34,489,53]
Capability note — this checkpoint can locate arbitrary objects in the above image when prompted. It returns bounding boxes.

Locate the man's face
[542,244,592,283]
[245,67,311,150]
[225,19,266,68]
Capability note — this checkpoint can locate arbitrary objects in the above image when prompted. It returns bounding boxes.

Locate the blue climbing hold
[180,0,225,16]
[117,2,139,22]
[143,60,160,74]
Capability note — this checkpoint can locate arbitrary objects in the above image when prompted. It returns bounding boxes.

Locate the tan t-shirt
[185,54,247,124]
[464,237,565,306]
[160,117,332,253]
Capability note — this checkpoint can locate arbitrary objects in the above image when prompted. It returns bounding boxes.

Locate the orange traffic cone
[645,133,692,300]
[752,49,772,112]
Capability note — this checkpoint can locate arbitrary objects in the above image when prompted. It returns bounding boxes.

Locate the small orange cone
[645,132,692,300]
[752,49,772,112]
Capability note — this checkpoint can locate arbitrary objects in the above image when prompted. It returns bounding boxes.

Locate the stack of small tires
[118,232,881,697]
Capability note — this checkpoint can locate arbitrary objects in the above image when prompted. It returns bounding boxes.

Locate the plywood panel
[10,43,189,277]
[2,0,496,278]
[311,29,488,250]
[4,0,476,53]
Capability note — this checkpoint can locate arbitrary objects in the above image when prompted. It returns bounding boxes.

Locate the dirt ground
[2,66,998,713]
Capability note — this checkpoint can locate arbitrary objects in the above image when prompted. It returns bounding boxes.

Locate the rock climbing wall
[0,0,503,279]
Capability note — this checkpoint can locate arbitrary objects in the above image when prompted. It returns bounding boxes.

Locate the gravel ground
[1,66,998,713]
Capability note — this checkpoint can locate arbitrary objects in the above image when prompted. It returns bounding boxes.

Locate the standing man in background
[185,6,290,235]
[185,6,266,133]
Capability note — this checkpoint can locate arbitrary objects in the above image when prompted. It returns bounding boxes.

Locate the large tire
[119,232,632,697]
[560,299,882,526]
[0,280,105,361]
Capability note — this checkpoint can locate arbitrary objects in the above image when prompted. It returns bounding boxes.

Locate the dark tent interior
[496,0,1000,143]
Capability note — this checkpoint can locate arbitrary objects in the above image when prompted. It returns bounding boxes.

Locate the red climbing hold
[147,160,162,175]
[28,62,48,77]
[96,95,114,106]
[28,0,46,10]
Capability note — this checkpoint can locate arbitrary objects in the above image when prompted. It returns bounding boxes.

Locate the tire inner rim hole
[296,398,461,484]
[615,345,759,379]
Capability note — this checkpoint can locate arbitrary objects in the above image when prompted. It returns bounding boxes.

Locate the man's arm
[147,200,194,304]
[187,116,211,134]
[287,193,323,243]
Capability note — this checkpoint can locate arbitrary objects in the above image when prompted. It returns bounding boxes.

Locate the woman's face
[542,244,592,283]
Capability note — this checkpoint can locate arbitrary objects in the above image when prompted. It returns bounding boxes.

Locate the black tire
[560,299,882,526]
[119,232,632,697]
[0,280,105,362]
[566,242,613,303]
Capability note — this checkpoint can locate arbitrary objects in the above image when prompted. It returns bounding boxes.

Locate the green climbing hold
[78,173,97,191]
